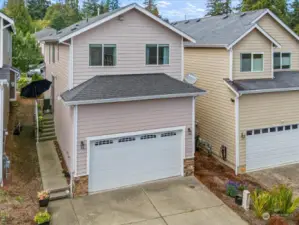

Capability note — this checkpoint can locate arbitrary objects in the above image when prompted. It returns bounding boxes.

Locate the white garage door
[88,129,183,192]
[246,124,299,171]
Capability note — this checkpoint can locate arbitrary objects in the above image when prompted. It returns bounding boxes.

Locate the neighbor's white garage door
[246,124,299,171]
[88,129,183,192]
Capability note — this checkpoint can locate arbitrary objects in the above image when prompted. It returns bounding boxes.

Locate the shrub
[31,74,43,82]
[226,180,248,197]
[251,189,271,218]
[17,76,30,90]
[34,211,51,224]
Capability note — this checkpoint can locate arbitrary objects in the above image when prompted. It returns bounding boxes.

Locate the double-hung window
[146,44,169,65]
[274,52,291,69]
[89,44,116,66]
[240,53,264,72]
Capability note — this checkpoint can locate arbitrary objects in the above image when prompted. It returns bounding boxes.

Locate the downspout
[0,85,3,186]
[235,96,240,175]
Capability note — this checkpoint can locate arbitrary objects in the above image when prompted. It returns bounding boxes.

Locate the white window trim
[89,44,117,67]
[273,52,292,70]
[240,52,264,72]
[145,44,170,66]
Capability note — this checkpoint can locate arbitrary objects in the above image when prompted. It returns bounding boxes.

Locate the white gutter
[239,87,299,95]
[229,49,233,81]
[185,44,228,48]
[62,92,206,106]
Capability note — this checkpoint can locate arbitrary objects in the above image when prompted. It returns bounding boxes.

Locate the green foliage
[0,190,8,204]
[82,0,108,17]
[206,0,232,16]
[0,211,9,225]
[268,185,299,215]
[32,20,51,32]
[31,74,43,82]
[110,0,120,10]
[17,76,30,90]
[226,184,238,197]
[15,196,24,203]
[144,0,159,16]
[34,211,51,224]
[27,0,50,20]
[12,30,42,72]
[251,189,271,218]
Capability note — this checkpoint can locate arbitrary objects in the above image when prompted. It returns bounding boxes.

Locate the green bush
[251,189,271,218]
[34,211,51,224]
[31,74,43,82]
[17,76,30,90]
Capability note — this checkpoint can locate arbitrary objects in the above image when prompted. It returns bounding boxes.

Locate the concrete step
[42,127,55,133]
[49,190,70,201]
[43,124,55,129]
[39,136,57,142]
[43,120,54,125]
[40,131,56,137]
[49,186,70,193]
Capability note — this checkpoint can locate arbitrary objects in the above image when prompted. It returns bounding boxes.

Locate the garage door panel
[89,130,183,192]
[246,126,299,171]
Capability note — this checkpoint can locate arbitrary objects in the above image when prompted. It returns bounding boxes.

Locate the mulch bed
[53,141,71,185]
[194,151,299,225]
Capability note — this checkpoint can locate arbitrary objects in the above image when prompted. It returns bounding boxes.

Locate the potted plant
[34,211,51,225]
[37,190,50,207]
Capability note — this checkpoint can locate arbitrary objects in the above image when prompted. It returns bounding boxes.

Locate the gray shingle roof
[172,9,267,47]
[35,28,57,41]
[61,73,205,105]
[39,4,135,42]
[224,71,299,94]
[0,64,19,81]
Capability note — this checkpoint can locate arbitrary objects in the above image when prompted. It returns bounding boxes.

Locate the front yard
[1,96,42,224]
[194,151,299,225]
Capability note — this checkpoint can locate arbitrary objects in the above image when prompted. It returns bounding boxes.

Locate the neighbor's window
[274,52,291,69]
[146,44,169,65]
[89,44,116,66]
[241,53,263,72]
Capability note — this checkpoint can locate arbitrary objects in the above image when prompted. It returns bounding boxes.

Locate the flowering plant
[226,180,248,197]
[37,190,49,200]
[34,211,51,224]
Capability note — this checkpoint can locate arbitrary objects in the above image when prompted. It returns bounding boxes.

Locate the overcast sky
[0,0,240,21]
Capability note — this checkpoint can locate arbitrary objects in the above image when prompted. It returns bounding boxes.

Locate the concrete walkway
[48,177,247,225]
[36,141,68,190]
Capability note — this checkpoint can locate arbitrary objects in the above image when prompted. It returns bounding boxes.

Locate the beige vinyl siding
[76,98,193,176]
[239,92,299,167]
[233,29,272,80]
[44,43,74,170]
[185,48,236,168]
[259,14,299,70]
[73,9,182,86]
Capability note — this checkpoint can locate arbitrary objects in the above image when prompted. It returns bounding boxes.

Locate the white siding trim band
[85,126,186,176]
[62,92,206,106]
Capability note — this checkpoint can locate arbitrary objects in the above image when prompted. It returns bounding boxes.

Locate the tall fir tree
[82,0,100,17]
[290,0,299,34]
[143,0,159,16]
[206,0,232,16]
[27,0,51,20]
[110,0,119,10]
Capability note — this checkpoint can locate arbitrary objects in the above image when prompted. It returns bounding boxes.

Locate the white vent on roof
[184,73,197,84]
[240,12,246,17]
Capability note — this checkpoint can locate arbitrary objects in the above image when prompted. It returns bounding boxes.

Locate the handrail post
[35,99,39,143]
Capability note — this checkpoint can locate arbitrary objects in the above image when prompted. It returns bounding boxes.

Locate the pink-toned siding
[73,9,182,86]
[76,98,193,176]
[44,43,74,170]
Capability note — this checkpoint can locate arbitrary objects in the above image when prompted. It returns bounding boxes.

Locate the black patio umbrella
[21,79,52,98]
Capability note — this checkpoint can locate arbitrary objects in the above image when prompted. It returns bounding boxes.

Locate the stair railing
[35,99,39,143]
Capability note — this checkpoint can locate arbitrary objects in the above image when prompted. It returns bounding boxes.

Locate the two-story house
[0,12,19,185]
[39,3,205,195]
[174,9,299,174]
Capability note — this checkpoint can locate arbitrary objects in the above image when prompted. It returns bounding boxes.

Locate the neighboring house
[174,9,299,173]
[0,12,19,185]
[39,3,205,195]
[35,27,56,55]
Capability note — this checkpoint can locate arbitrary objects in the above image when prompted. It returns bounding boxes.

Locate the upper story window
[274,52,291,69]
[146,44,169,65]
[240,53,263,72]
[89,44,116,66]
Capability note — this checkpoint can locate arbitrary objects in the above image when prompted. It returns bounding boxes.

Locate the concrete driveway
[250,164,299,197]
[49,177,247,225]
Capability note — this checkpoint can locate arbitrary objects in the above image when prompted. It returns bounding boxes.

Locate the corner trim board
[73,105,78,177]
[235,96,240,175]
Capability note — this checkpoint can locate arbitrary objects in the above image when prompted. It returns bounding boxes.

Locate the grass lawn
[0,96,42,224]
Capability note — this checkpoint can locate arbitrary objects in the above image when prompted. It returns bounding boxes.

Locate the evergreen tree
[206,0,232,16]
[82,0,100,17]
[290,0,299,33]
[110,0,119,10]
[143,0,159,16]
[27,0,50,20]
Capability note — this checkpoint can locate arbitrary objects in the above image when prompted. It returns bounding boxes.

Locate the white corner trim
[68,38,74,90]
[229,48,233,81]
[85,126,186,176]
[181,37,184,81]
[271,45,274,78]
[59,4,195,43]
[227,24,281,50]
[192,97,195,155]
[0,87,3,185]
[251,9,299,41]
[0,18,3,68]
[235,96,240,175]
[73,105,78,177]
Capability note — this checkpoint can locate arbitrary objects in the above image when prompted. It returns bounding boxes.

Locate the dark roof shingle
[61,73,205,105]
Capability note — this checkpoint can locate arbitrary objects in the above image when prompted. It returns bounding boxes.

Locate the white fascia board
[227,24,281,50]
[63,92,206,106]
[252,9,299,41]
[239,87,299,95]
[0,12,14,26]
[185,44,227,48]
[59,4,196,43]
[223,80,240,97]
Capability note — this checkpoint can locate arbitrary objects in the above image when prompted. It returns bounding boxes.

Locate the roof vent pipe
[97,8,100,16]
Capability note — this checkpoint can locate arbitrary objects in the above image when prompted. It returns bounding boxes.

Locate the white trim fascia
[223,80,240,97]
[181,37,184,81]
[59,4,195,43]
[0,86,3,185]
[239,87,299,95]
[68,38,73,90]
[185,44,228,48]
[0,12,14,26]
[251,9,299,41]
[271,45,274,78]
[0,18,3,68]
[85,126,186,176]
[229,48,233,81]
[73,105,78,177]
[227,24,281,50]
[192,97,195,156]
[235,96,240,175]
[63,92,206,106]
